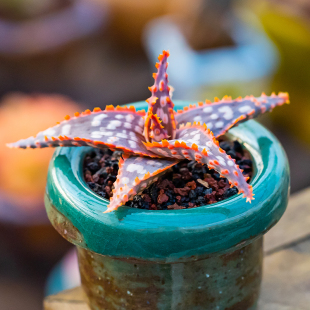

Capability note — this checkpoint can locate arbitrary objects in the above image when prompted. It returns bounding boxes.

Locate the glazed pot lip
[46,100,290,261]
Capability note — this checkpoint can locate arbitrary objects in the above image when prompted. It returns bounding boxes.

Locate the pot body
[45,101,290,310]
[77,238,262,310]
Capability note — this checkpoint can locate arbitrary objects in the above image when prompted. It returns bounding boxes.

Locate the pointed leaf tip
[162,50,170,57]
[145,52,175,142]
[176,93,289,137]
[107,156,177,212]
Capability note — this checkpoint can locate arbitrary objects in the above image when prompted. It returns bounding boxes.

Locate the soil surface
[84,138,253,210]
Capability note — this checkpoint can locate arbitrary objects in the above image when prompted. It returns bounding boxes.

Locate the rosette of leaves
[8,51,289,212]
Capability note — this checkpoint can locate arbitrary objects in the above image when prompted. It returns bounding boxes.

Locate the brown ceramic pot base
[77,238,262,310]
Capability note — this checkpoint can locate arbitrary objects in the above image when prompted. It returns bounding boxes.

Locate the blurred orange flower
[0,93,79,210]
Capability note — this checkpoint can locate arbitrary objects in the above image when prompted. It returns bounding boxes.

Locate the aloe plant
[8,51,289,212]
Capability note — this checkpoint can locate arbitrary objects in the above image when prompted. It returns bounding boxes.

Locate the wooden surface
[44,188,310,310]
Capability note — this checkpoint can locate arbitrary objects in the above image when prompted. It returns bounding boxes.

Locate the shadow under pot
[45,101,290,310]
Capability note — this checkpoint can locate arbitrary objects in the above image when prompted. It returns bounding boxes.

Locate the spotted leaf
[144,50,176,142]
[106,155,177,212]
[7,106,157,157]
[145,123,253,202]
[176,93,289,137]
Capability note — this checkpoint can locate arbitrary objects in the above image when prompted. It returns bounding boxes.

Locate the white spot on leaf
[121,177,129,184]
[135,126,143,133]
[129,135,138,142]
[107,120,122,130]
[146,160,162,166]
[162,114,168,124]
[190,130,199,136]
[90,131,102,139]
[215,121,224,128]
[216,156,226,166]
[157,108,163,118]
[203,106,213,113]
[193,116,202,122]
[218,106,233,120]
[107,137,119,143]
[206,122,213,129]
[239,105,252,113]
[61,124,71,136]
[116,132,127,139]
[127,164,147,175]
[43,127,56,136]
[91,114,108,127]
[138,118,144,127]
[129,141,137,148]
[101,131,113,136]
[192,134,201,141]
[125,114,134,122]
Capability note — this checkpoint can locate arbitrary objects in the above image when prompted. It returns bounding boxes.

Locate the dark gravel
[83,138,253,210]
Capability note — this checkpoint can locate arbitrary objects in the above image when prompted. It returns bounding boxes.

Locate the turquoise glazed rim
[45,100,290,262]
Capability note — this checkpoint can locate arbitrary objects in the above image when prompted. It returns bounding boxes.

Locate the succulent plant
[8,51,289,212]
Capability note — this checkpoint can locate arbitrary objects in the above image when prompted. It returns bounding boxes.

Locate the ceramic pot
[45,101,290,310]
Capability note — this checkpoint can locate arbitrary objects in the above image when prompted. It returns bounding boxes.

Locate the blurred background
[0,0,309,309]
